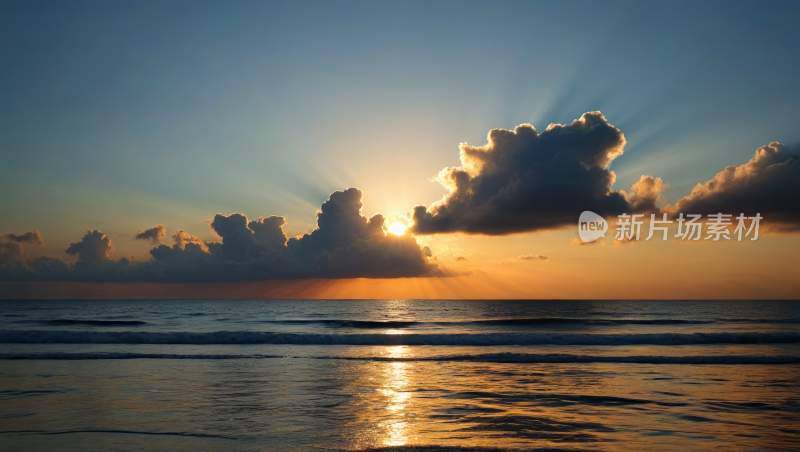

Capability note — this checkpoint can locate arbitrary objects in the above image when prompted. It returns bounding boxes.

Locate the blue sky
[1,0,798,259]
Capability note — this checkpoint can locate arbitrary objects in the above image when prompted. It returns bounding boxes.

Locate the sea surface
[1,299,799,451]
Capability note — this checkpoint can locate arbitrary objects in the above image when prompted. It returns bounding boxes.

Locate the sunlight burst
[388,222,408,235]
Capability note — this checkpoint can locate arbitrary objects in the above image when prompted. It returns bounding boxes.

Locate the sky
[1,0,799,299]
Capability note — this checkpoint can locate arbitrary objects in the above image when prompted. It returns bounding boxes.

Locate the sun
[388,222,408,235]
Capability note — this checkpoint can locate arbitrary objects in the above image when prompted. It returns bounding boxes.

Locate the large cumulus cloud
[0,188,442,282]
[669,142,800,231]
[411,112,667,235]
[285,188,433,278]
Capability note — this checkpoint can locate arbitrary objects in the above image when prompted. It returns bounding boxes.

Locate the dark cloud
[1,230,44,245]
[209,213,258,261]
[65,230,115,265]
[519,254,548,260]
[249,216,289,251]
[0,230,69,279]
[134,224,166,244]
[669,142,800,231]
[149,231,210,262]
[0,188,443,282]
[411,112,666,235]
[0,230,45,267]
[0,241,24,266]
[421,245,432,258]
[284,188,437,278]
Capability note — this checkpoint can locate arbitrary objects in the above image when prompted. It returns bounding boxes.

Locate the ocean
[1,299,799,451]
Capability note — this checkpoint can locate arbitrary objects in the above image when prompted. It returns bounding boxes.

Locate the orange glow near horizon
[2,226,799,300]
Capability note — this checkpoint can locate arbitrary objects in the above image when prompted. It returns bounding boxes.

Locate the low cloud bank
[0,188,442,282]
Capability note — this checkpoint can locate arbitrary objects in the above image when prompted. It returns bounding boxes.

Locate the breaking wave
[0,330,798,346]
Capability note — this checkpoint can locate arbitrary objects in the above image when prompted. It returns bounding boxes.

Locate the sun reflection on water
[380,347,412,447]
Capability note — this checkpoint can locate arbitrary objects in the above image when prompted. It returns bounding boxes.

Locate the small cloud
[421,245,432,258]
[455,256,468,261]
[627,175,670,211]
[1,230,44,245]
[168,229,210,252]
[612,236,642,246]
[570,236,604,246]
[134,224,166,244]
[519,254,548,261]
[65,230,115,264]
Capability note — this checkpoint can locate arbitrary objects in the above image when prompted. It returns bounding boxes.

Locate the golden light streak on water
[380,347,412,447]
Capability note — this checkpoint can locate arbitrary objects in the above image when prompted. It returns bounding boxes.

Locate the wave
[13,320,148,326]
[718,318,800,324]
[273,320,421,328]
[0,330,798,345]
[464,318,711,326]
[0,429,235,439]
[0,351,798,364]
[265,318,712,328]
[358,447,569,452]
[7,318,795,330]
